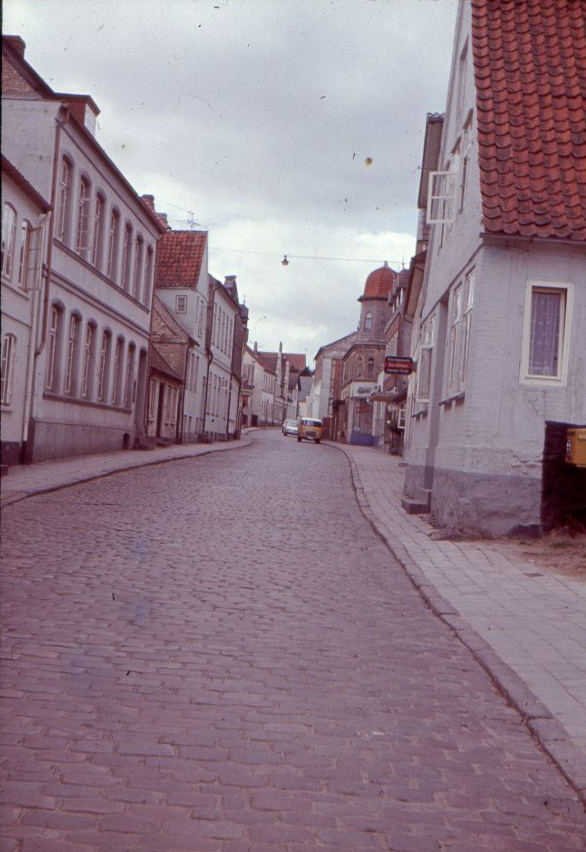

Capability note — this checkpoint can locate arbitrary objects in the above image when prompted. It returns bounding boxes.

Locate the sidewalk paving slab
[327,441,586,805]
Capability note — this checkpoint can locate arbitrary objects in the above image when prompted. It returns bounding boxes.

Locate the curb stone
[0,437,255,509]
[326,440,586,808]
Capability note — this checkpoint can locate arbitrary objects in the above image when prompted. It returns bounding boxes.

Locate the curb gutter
[328,442,586,807]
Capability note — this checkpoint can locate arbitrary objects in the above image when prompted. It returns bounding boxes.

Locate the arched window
[17,220,32,290]
[92,193,105,268]
[133,236,143,299]
[364,311,373,332]
[64,313,81,395]
[143,245,154,305]
[57,158,72,243]
[356,356,364,378]
[367,357,375,379]
[76,176,91,257]
[124,342,136,408]
[121,224,133,291]
[1,203,17,279]
[46,305,63,391]
[97,330,111,403]
[107,209,120,279]
[1,333,17,405]
[111,336,124,404]
[81,322,96,400]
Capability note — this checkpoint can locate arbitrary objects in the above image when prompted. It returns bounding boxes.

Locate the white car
[282,419,298,436]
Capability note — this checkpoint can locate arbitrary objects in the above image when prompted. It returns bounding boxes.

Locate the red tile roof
[471,0,586,241]
[156,230,207,288]
[361,263,396,300]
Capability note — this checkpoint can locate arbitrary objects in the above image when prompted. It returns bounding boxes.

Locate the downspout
[22,212,50,452]
[36,106,68,359]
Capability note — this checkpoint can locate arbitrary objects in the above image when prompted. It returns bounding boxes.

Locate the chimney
[141,194,156,212]
[253,341,258,354]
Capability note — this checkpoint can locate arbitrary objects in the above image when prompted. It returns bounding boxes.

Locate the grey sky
[3,0,459,360]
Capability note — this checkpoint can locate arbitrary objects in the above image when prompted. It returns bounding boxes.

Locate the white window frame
[175,294,188,314]
[97,330,110,403]
[76,176,91,257]
[1,203,17,280]
[17,220,32,290]
[92,193,105,268]
[416,313,436,404]
[81,323,95,399]
[64,314,80,396]
[426,171,456,225]
[46,306,61,391]
[1,333,16,405]
[520,281,573,387]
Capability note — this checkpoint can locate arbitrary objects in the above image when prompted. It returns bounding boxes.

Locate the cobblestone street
[2,431,585,851]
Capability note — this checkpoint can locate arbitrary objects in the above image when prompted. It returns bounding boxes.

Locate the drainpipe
[22,212,50,452]
[36,106,68,359]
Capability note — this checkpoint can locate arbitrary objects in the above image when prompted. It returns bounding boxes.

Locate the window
[17,220,32,290]
[133,236,143,299]
[175,294,187,313]
[1,203,17,279]
[64,314,81,395]
[1,334,16,405]
[521,283,573,384]
[81,323,95,399]
[76,177,91,257]
[426,171,456,225]
[111,337,124,404]
[197,298,204,337]
[107,210,120,279]
[46,305,62,391]
[416,313,436,403]
[57,158,71,242]
[366,357,375,379]
[143,246,154,305]
[121,224,132,291]
[92,194,105,268]
[148,378,156,420]
[459,270,474,387]
[97,330,111,402]
[124,344,136,407]
[446,284,462,394]
[364,311,373,332]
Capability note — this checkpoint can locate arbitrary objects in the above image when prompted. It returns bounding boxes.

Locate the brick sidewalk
[0,434,256,509]
[330,442,586,803]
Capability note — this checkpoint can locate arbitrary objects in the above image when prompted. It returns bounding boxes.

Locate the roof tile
[156,230,207,288]
[472,0,586,241]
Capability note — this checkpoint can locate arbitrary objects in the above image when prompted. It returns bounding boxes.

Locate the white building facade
[403,1,586,535]
[2,36,164,462]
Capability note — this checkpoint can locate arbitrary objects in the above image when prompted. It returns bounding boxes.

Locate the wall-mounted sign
[384,356,414,375]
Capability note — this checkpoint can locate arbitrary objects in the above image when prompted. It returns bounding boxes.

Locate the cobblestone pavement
[1,431,585,851]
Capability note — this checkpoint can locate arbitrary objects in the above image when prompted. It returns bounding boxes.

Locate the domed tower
[358,262,395,341]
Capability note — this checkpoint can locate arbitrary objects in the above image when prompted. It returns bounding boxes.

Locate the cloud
[3,0,459,359]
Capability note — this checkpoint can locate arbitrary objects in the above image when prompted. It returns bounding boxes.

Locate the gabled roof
[255,352,278,374]
[156,230,208,288]
[471,0,586,242]
[151,295,195,345]
[149,344,183,382]
[257,351,306,372]
[1,155,51,212]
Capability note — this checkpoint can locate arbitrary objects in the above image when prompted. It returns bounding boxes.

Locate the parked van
[297,418,323,444]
